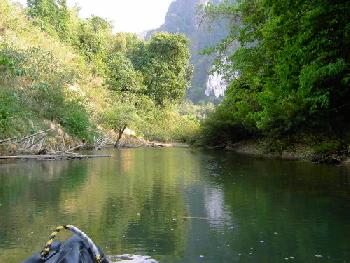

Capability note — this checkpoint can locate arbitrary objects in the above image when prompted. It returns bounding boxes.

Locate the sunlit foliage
[0,0,199,143]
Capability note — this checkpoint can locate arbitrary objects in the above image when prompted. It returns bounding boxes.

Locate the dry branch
[16,129,53,144]
[55,143,86,155]
[0,137,18,145]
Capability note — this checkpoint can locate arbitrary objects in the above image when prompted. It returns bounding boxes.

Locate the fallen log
[0,154,111,161]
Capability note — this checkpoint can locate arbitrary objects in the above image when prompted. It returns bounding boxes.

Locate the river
[0,148,350,262]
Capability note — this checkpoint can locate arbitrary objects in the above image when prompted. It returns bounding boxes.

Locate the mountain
[147,0,228,104]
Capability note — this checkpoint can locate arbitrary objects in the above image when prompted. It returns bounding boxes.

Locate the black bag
[22,225,109,263]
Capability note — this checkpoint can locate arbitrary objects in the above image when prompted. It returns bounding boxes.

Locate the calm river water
[0,148,350,262]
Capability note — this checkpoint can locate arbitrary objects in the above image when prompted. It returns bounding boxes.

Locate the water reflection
[204,187,232,230]
[0,148,350,262]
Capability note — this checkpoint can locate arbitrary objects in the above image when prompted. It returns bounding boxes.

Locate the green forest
[200,0,350,157]
[1,0,350,160]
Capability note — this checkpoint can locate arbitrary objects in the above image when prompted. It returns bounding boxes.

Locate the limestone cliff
[147,0,228,103]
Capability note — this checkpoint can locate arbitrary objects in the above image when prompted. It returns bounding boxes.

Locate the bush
[0,89,17,136]
[0,40,94,141]
[59,101,94,142]
[0,88,32,138]
[135,103,200,143]
[313,140,343,154]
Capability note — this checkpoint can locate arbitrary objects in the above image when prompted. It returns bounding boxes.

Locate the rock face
[147,0,229,103]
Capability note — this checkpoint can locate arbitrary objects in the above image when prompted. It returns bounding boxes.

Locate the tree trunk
[114,125,127,148]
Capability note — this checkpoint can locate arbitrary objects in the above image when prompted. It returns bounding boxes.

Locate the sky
[15,0,174,33]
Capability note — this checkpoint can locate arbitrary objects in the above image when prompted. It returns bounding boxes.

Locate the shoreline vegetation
[1,123,349,165]
[205,139,350,165]
[0,125,189,160]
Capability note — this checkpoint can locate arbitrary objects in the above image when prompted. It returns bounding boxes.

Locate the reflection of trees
[0,148,201,262]
[205,153,350,262]
[2,149,350,262]
[0,161,90,261]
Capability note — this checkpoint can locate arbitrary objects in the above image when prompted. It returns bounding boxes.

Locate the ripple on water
[107,254,158,263]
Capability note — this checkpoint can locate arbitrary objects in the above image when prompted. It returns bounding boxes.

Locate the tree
[75,16,113,74]
[101,97,139,147]
[105,52,144,94]
[27,0,70,39]
[133,33,192,105]
[110,33,141,55]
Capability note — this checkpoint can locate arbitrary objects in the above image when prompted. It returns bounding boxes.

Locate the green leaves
[0,40,88,138]
[201,0,350,143]
[104,32,192,106]
[136,33,192,105]
[105,52,144,94]
[101,95,139,134]
[0,89,17,135]
[59,101,93,141]
[27,0,70,39]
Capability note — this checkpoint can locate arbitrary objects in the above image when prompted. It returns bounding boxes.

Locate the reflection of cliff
[204,187,232,228]
[147,0,229,103]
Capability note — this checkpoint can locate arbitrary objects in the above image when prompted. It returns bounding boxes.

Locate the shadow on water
[0,148,349,262]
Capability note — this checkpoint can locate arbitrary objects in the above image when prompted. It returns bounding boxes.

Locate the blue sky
[14,0,174,33]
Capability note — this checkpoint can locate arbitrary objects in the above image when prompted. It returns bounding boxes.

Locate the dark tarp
[22,235,109,263]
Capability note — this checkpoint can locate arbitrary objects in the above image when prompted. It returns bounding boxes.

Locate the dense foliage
[201,0,350,145]
[0,0,200,146]
[133,33,192,105]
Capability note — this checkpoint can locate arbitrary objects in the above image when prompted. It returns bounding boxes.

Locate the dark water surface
[0,148,350,262]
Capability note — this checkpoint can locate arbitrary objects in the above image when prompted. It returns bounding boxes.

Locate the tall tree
[134,33,192,105]
[76,16,113,73]
[27,0,70,38]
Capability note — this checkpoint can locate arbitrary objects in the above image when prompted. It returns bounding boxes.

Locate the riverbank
[3,125,349,166]
[0,124,188,159]
[116,134,189,149]
[218,139,350,165]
